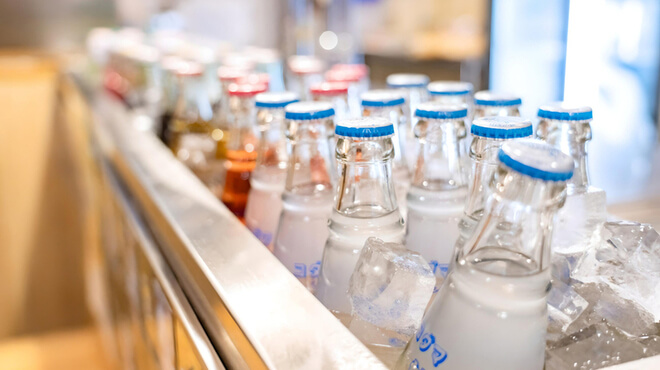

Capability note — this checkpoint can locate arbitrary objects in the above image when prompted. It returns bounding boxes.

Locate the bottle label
[410,323,448,368]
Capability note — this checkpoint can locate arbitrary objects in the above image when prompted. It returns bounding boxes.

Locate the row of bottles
[90,29,607,369]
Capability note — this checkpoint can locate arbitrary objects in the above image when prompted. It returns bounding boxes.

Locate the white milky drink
[273,102,336,292]
[315,117,405,314]
[245,92,299,250]
[361,89,410,218]
[405,103,469,281]
[397,139,575,370]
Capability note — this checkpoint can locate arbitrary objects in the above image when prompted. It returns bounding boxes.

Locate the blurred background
[0,0,658,368]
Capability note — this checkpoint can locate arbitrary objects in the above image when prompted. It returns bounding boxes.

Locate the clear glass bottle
[473,91,522,120]
[220,82,267,221]
[286,55,324,100]
[405,104,469,283]
[310,81,350,121]
[396,139,574,370]
[273,102,336,292]
[361,89,410,217]
[167,61,222,188]
[387,73,430,171]
[315,117,405,315]
[215,66,251,160]
[536,103,606,254]
[159,55,185,144]
[454,116,533,270]
[427,81,473,105]
[244,91,299,251]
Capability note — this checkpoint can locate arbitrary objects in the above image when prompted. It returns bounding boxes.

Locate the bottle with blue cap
[405,103,469,285]
[453,116,535,265]
[273,101,336,292]
[315,117,405,314]
[244,91,299,251]
[427,81,474,106]
[361,89,410,217]
[387,73,430,169]
[396,139,574,370]
[536,103,606,254]
[473,90,522,119]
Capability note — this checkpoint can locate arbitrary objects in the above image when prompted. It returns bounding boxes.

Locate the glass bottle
[315,117,405,315]
[286,55,324,100]
[273,102,336,292]
[220,82,267,221]
[405,104,469,283]
[536,103,605,254]
[453,116,533,270]
[396,139,574,370]
[310,81,350,121]
[215,66,251,160]
[427,81,473,106]
[159,55,185,144]
[360,89,410,217]
[473,91,522,120]
[244,91,299,251]
[167,61,222,188]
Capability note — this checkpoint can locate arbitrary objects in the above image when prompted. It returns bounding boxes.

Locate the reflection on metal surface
[88,83,386,368]
[96,152,224,370]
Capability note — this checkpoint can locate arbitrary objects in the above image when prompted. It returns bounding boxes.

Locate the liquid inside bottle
[167,61,224,189]
[273,102,336,292]
[220,82,267,221]
[244,91,299,250]
[315,117,405,315]
[396,139,574,370]
[405,103,469,284]
[361,89,410,217]
[536,103,606,254]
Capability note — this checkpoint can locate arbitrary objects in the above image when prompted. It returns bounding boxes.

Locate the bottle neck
[458,167,567,276]
[285,118,334,196]
[255,108,288,173]
[535,119,591,192]
[412,118,467,191]
[334,136,398,217]
[362,106,407,170]
[174,75,214,122]
[464,136,507,219]
[227,96,257,153]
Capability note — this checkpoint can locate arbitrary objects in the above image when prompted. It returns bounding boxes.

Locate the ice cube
[348,237,436,339]
[573,222,660,320]
[547,279,589,335]
[552,187,606,254]
[546,322,651,370]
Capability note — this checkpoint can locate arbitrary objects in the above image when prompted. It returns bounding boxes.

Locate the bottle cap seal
[415,103,468,120]
[499,139,574,181]
[427,81,473,96]
[335,117,394,138]
[471,116,533,139]
[538,103,593,121]
[255,91,299,108]
[386,73,430,88]
[361,90,405,107]
[285,101,335,120]
[474,91,522,106]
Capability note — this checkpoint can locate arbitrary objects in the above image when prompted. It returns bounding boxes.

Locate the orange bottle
[220,82,267,221]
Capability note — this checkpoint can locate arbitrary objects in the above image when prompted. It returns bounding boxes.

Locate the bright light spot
[245,143,255,152]
[211,129,224,141]
[319,31,338,51]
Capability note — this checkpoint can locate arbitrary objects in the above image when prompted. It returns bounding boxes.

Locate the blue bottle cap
[538,103,593,121]
[255,91,299,108]
[427,81,473,96]
[474,91,522,107]
[386,73,430,88]
[415,103,468,120]
[361,90,405,107]
[335,117,394,138]
[285,102,335,120]
[471,116,533,139]
[498,139,574,181]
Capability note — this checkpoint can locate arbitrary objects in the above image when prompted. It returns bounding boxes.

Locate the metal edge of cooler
[84,84,387,369]
[103,158,225,370]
